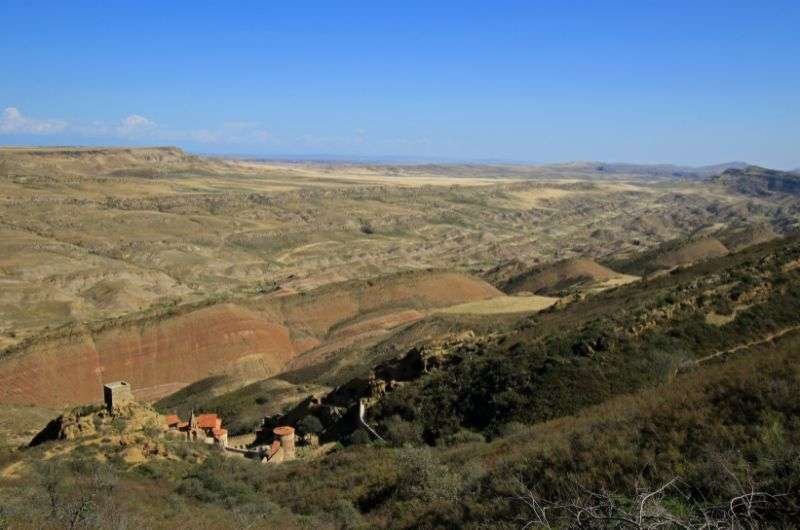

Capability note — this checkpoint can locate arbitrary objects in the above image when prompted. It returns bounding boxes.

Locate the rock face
[0,304,296,407]
[29,401,162,446]
[29,411,97,446]
[0,271,501,407]
[257,331,478,444]
[27,400,194,469]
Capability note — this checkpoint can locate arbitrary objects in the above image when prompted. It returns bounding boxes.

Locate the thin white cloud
[0,107,67,134]
[97,114,271,144]
[117,114,157,135]
[1,106,275,146]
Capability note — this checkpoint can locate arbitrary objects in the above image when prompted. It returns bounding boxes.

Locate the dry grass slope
[437,294,558,315]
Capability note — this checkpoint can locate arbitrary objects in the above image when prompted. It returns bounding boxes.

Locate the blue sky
[1,1,798,167]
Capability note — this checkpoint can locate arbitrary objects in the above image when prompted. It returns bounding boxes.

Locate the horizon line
[2,143,797,171]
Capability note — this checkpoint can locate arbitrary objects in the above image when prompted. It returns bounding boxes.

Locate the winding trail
[678,324,800,373]
[358,400,385,442]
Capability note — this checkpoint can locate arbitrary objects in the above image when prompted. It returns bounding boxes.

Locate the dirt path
[678,324,800,373]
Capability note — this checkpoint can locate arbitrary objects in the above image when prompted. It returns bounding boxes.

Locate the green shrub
[297,415,324,435]
[347,429,372,445]
[329,499,364,529]
[177,454,264,508]
[394,447,463,503]
[440,429,485,446]
[383,415,423,446]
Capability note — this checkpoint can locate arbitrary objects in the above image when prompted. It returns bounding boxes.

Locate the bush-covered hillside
[4,326,797,528]
[362,236,800,444]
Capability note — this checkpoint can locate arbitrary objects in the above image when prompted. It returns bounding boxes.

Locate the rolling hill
[491,257,631,295]
[606,236,731,276]
[0,270,501,406]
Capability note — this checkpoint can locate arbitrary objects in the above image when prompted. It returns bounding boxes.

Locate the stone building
[165,411,228,447]
[103,381,133,412]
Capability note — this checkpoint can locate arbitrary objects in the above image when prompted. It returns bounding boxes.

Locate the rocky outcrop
[29,401,163,446]
[257,331,478,444]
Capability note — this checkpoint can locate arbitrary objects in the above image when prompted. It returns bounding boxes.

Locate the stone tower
[188,410,198,440]
[273,426,296,461]
[103,381,133,412]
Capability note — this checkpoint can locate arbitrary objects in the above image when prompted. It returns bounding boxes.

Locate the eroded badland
[1,148,791,403]
[2,147,800,528]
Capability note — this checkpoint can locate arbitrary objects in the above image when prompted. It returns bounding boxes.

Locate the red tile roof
[197,414,221,430]
[273,425,294,436]
[178,421,190,430]
[164,414,180,426]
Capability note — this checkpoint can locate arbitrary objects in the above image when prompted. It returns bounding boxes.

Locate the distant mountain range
[219,153,752,180]
[527,161,751,179]
[379,160,752,181]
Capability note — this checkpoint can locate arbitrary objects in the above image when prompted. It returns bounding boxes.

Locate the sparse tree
[512,472,789,529]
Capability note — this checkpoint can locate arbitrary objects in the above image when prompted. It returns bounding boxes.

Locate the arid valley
[0,147,789,405]
[1,146,800,527]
